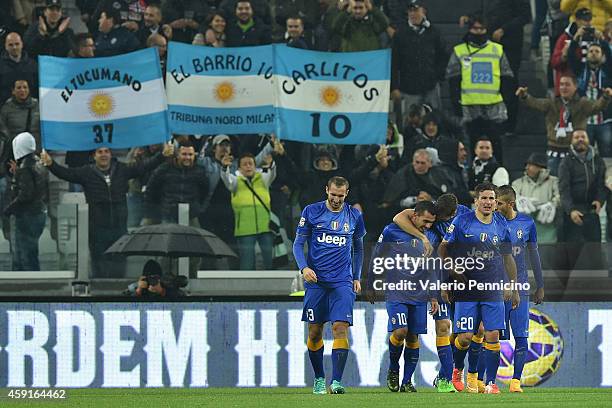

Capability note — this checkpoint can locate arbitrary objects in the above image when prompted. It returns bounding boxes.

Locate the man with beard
[558,129,607,270]
[225,0,271,47]
[136,4,173,47]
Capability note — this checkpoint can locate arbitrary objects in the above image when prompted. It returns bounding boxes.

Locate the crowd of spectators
[0,0,610,276]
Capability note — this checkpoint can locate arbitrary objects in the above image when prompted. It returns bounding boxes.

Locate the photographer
[131,260,186,298]
[568,37,612,158]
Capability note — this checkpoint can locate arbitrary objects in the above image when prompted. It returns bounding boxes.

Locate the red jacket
[550,23,590,95]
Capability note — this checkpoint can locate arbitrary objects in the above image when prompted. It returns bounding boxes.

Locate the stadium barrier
[0,302,609,388]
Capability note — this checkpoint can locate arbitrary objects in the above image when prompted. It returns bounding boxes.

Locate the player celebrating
[392,194,472,391]
[439,182,519,394]
[494,185,545,392]
[293,176,366,395]
[369,201,442,392]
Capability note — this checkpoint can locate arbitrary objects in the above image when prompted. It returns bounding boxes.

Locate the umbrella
[105,223,237,258]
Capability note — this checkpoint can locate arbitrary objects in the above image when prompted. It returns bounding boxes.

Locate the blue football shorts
[500,295,530,340]
[302,283,355,325]
[386,301,428,334]
[453,301,506,333]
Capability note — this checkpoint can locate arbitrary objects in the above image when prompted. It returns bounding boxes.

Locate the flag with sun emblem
[38,48,169,150]
[166,42,275,135]
[274,45,390,144]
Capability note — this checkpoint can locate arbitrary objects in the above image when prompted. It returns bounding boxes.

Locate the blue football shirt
[373,223,435,303]
[296,201,366,287]
[443,211,512,301]
[429,204,472,248]
[505,213,538,295]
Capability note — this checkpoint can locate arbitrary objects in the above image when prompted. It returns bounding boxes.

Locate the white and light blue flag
[39,48,169,151]
[166,42,275,135]
[274,46,390,145]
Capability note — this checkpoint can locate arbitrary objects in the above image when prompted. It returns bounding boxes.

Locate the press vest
[231,172,271,237]
[454,41,504,105]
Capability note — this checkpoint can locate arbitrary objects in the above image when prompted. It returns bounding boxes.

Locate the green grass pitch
[1,387,611,407]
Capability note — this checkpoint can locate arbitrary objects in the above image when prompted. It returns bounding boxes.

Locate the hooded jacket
[558,144,607,214]
[512,168,560,208]
[4,133,46,216]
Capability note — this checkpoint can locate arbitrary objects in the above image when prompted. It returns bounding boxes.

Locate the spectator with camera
[568,38,612,157]
[132,260,186,298]
[551,8,597,95]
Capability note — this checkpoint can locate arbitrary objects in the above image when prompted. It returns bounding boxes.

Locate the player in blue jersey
[439,182,519,394]
[491,185,545,393]
[293,176,366,395]
[369,201,447,392]
[392,194,477,392]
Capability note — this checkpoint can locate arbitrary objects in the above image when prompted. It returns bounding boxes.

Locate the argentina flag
[166,42,275,135]
[274,45,390,145]
[39,48,169,151]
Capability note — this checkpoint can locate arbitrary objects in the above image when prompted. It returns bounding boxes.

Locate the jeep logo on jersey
[480,232,487,242]
[317,233,347,246]
[331,221,339,230]
[343,222,349,232]
[517,229,523,239]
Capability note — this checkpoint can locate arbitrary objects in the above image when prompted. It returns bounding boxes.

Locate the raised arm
[219,166,238,193]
